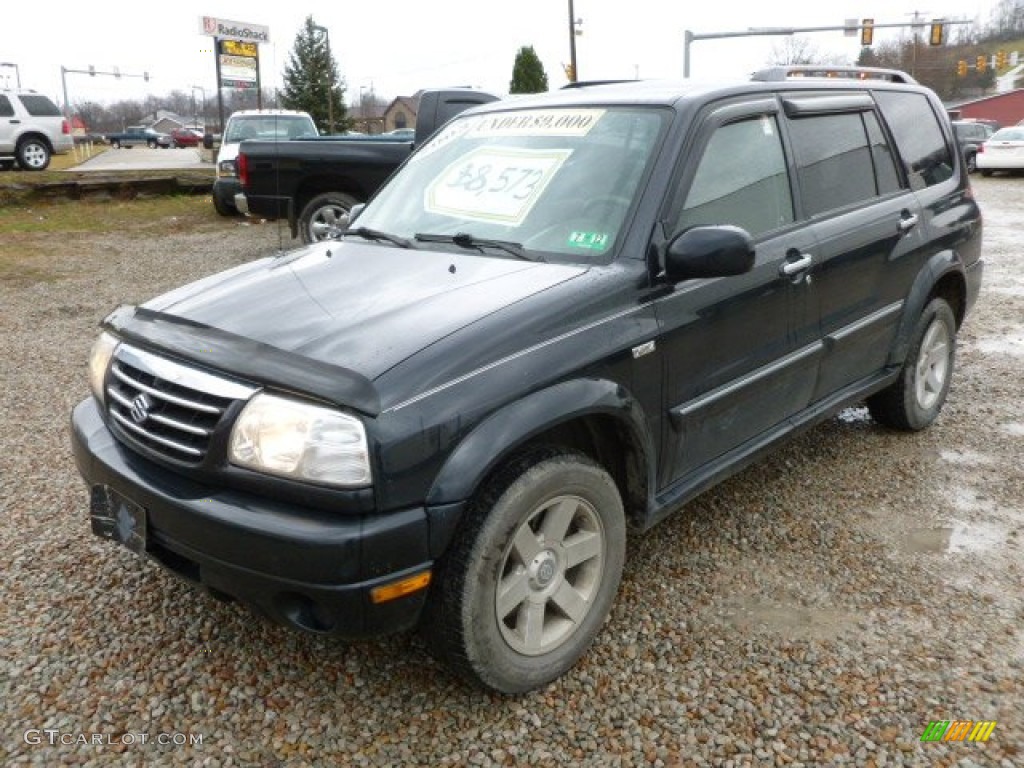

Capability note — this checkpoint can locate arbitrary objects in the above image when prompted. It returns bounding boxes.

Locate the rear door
[654,99,819,487]
[779,93,925,402]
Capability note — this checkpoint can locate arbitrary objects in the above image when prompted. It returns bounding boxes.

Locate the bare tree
[767,37,849,67]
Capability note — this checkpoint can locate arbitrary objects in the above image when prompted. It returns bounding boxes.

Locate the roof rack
[750,66,916,84]
[561,79,639,89]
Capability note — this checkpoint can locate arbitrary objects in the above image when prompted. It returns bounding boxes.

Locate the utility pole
[567,0,578,82]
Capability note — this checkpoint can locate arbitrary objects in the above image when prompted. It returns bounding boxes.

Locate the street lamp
[567,1,578,82]
[0,61,20,89]
[312,24,335,134]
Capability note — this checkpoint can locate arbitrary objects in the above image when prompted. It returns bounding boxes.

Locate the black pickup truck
[235,89,498,243]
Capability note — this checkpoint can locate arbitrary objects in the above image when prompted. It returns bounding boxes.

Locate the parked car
[72,65,983,694]
[977,126,1024,176]
[106,126,172,149]
[952,120,995,172]
[170,128,202,148]
[212,109,318,216]
[0,88,73,170]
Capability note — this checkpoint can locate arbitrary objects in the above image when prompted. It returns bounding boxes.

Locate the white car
[977,127,1024,176]
[0,89,74,170]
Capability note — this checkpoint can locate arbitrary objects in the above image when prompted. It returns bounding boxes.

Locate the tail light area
[62,120,70,135]
[238,153,249,188]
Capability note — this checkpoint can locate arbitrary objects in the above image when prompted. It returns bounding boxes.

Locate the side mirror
[348,203,365,225]
[664,226,755,282]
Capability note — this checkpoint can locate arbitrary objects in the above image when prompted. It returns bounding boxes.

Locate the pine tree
[280,16,349,134]
[509,46,549,94]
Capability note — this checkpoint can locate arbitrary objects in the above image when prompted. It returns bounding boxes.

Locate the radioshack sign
[199,16,270,44]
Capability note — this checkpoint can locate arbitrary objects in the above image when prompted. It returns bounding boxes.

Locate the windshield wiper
[341,227,414,249]
[414,232,542,262]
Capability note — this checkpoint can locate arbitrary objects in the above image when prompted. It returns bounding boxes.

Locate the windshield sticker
[567,231,611,251]
[425,146,572,225]
[413,109,606,162]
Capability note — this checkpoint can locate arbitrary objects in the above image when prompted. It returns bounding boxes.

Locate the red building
[948,89,1024,127]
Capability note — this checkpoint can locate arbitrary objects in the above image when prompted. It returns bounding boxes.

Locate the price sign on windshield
[425,147,572,225]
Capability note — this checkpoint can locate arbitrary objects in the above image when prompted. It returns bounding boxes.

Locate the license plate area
[90,485,148,556]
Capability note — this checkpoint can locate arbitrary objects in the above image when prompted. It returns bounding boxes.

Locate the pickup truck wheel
[110,139,121,149]
[299,193,357,243]
[147,139,157,149]
[212,193,238,217]
[16,138,51,171]
[867,297,956,431]
[422,448,626,694]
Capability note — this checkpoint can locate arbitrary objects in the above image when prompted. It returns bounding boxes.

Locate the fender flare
[425,378,654,509]
[886,250,967,367]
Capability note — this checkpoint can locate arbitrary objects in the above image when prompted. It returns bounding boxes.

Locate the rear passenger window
[788,111,901,217]
[676,115,794,239]
[17,94,62,117]
[874,91,954,190]
[0,96,13,118]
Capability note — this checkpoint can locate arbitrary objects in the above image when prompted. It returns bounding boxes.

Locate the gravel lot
[1,180,1022,767]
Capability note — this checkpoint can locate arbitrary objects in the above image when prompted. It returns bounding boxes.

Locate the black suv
[72,66,983,693]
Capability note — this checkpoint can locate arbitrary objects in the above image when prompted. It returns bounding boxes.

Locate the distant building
[947,89,1024,128]
[144,110,205,134]
[383,95,421,133]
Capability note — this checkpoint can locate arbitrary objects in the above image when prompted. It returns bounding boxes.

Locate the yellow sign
[220,39,258,57]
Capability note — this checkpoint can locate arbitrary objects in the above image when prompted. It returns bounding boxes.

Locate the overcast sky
[1,1,996,109]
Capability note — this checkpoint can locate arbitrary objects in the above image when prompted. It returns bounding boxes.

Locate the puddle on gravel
[1000,422,1024,437]
[717,602,857,640]
[902,520,1005,555]
[939,449,995,467]
[975,329,1024,358]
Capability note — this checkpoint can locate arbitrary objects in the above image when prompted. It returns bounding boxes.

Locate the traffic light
[957,60,968,77]
[929,21,944,46]
[976,55,987,73]
[860,18,874,47]
[996,50,1007,69]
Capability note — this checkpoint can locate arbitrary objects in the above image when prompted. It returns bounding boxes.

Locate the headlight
[229,393,371,487]
[88,331,119,405]
[218,160,236,178]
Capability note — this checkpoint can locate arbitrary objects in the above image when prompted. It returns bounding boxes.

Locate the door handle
[899,214,919,233]
[9,119,20,124]
[780,254,812,276]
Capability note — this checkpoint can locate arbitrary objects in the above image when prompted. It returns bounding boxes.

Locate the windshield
[225,115,317,142]
[354,106,666,262]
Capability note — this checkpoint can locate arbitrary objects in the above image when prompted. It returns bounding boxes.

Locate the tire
[212,192,238,217]
[421,448,626,694]
[298,192,357,243]
[867,297,957,431]
[147,139,157,149]
[966,152,977,174]
[980,169,993,177]
[15,138,51,171]
[111,139,121,149]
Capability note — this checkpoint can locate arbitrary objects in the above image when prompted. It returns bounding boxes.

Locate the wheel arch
[425,378,654,546]
[16,131,53,152]
[887,251,967,367]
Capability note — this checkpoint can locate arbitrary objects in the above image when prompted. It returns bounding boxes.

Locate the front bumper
[71,397,433,637]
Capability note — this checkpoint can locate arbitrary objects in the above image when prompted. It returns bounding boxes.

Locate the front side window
[875,91,954,190]
[675,115,794,239]
[355,107,666,262]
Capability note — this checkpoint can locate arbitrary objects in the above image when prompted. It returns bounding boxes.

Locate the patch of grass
[0,194,221,235]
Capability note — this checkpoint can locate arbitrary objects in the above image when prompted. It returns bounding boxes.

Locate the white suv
[0,89,73,171]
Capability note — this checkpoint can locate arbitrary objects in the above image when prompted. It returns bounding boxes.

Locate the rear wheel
[980,169,993,177]
[421,448,626,694]
[212,192,238,217]
[298,192,357,243]
[16,138,51,171]
[965,152,977,173]
[147,139,157,148]
[867,297,957,431]
[111,139,121,149]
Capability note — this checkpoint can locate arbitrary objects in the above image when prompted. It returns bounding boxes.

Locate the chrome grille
[105,344,258,464]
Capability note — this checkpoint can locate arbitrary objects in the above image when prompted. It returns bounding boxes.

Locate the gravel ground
[1,181,1022,767]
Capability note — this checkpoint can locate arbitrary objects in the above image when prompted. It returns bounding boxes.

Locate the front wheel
[110,139,121,149]
[965,152,977,173]
[147,139,157,148]
[421,449,626,694]
[16,138,51,171]
[298,192,357,243]
[867,297,957,431]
